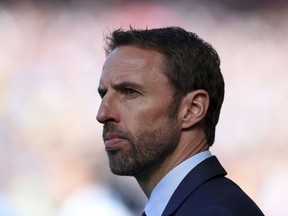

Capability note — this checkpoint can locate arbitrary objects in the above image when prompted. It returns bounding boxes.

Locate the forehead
[100,45,169,86]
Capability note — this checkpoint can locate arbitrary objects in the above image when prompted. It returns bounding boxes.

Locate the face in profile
[96,45,182,177]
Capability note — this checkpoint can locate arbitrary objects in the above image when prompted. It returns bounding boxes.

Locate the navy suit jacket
[162,156,264,216]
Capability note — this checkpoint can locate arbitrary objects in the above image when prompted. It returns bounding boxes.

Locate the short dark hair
[104,26,225,146]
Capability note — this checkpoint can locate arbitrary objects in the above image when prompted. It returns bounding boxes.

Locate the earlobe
[181,90,209,129]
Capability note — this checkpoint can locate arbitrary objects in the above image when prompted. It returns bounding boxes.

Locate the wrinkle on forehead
[103,45,167,75]
[98,46,174,95]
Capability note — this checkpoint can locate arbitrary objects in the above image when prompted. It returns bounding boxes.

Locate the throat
[134,153,177,198]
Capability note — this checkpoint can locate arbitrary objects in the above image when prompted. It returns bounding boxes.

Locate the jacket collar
[162,156,227,216]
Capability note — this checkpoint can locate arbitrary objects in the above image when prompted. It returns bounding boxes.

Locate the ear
[179,89,209,129]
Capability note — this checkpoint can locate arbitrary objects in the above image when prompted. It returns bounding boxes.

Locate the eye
[122,88,140,98]
[124,88,136,94]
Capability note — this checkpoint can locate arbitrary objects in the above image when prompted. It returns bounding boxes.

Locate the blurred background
[0,0,287,215]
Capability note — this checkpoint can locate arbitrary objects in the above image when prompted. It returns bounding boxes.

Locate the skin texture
[96,45,210,197]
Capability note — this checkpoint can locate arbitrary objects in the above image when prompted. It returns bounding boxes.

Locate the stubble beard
[103,119,180,177]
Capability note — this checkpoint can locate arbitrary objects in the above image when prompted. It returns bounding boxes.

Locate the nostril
[96,102,116,124]
[96,108,105,123]
[96,104,105,123]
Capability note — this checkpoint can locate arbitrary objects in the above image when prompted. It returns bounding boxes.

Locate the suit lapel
[162,156,227,216]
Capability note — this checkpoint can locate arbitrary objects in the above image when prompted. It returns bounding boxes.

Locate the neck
[135,129,209,198]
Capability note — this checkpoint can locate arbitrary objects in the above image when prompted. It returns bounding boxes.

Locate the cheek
[128,105,170,133]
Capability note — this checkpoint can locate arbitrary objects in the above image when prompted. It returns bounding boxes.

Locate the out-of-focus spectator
[48,141,133,216]
[56,185,133,216]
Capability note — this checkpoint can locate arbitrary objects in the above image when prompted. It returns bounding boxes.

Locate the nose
[96,94,117,124]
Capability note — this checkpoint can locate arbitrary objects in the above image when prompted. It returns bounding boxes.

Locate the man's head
[96,26,224,178]
[97,45,182,177]
[104,26,225,146]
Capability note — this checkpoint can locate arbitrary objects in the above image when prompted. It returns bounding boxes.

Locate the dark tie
[142,212,147,216]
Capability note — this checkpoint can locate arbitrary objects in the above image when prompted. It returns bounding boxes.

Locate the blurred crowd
[0,1,287,215]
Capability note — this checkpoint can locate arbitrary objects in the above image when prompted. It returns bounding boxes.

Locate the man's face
[96,45,181,177]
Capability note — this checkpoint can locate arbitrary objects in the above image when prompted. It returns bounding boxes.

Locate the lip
[104,135,127,150]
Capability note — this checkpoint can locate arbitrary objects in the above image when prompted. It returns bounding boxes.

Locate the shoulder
[164,156,264,216]
[174,176,264,216]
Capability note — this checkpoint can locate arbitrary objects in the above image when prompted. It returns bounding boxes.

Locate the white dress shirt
[144,150,212,216]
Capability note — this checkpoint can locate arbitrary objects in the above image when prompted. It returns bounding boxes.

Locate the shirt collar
[144,150,212,216]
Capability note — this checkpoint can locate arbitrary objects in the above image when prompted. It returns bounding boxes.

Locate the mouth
[104,134,128,150]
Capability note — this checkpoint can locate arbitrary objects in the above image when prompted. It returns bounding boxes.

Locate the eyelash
[122,88,138,95]
[98,87,140,99]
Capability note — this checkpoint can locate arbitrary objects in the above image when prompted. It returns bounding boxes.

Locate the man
[96,27,264,216]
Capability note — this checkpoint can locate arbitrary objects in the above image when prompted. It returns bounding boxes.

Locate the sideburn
[167,91,184,120]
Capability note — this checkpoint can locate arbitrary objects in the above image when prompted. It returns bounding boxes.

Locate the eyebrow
[112,81,143,92]
[97,81,144,98]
